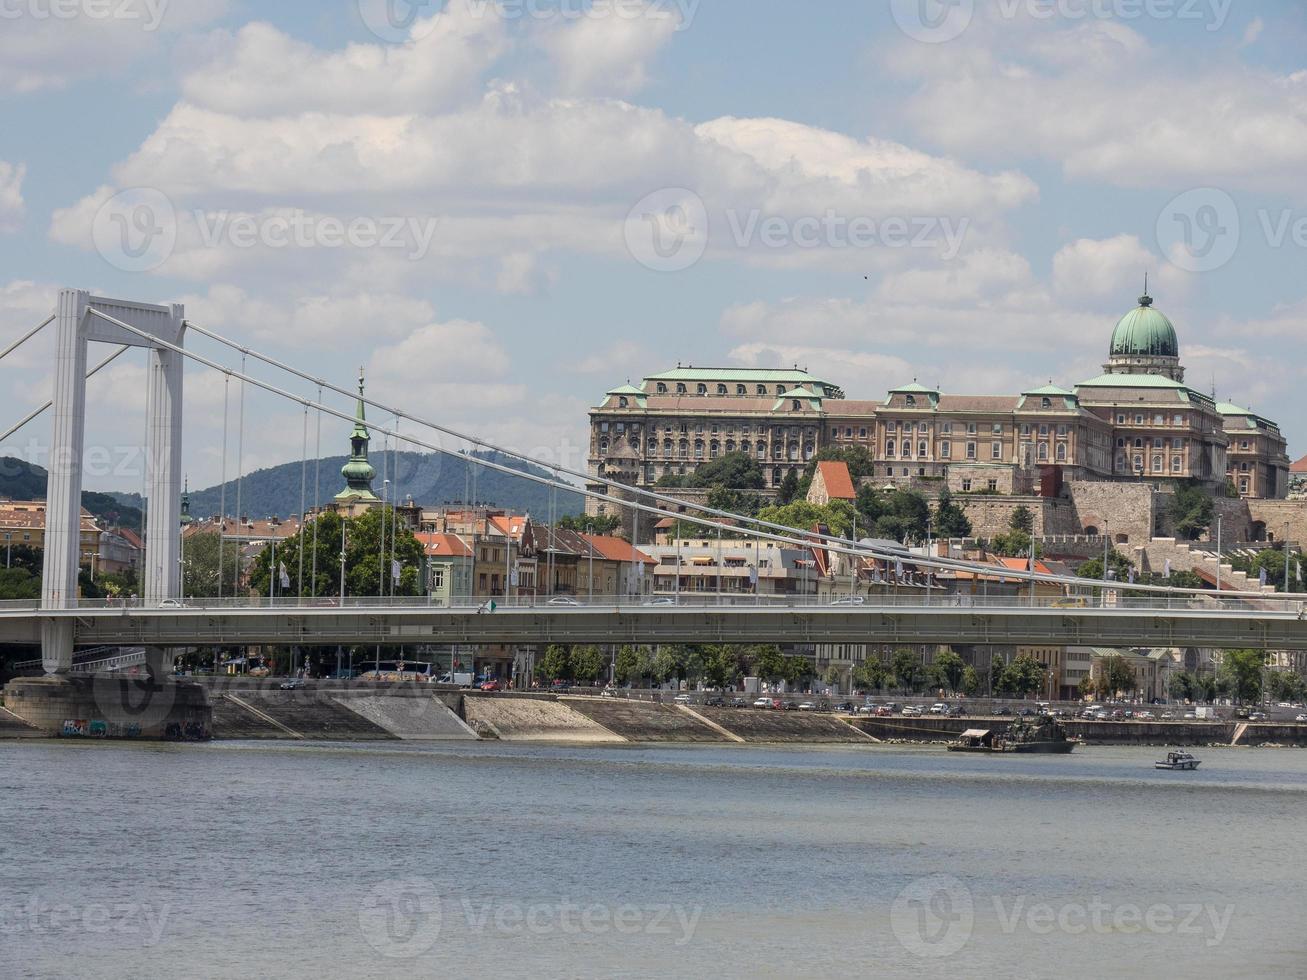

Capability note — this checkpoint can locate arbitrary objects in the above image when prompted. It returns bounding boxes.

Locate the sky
[1,0,1306,495]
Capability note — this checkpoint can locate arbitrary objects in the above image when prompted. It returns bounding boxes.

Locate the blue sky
[2,0,1306,493]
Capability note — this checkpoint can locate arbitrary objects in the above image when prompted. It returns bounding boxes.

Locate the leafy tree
[1267,670,1306,703]
[1169,481,1214,541]
[1219,649,1267,704]
[853,658,886,692]
[932,650,966,693]
[657,452,765,491]
[706,485,763,518]
[933,489,972,538]
[0,567,40,601]
[702,645,743,688]
[1009,506,1034,534]
[651,647,681,684]
[1239,549,1306,593]
[615,645,654,686]
[539,644,573,682]
[1169,671,1197,702]
[182,533,246,597]
[1076,549,1135,583]
[250,507,424,598]
[756,500,855,539]
[750,644,787,683]
[783,655,814,688]
[556,514,623,536]
[776,469,801,505]
[571,645,607,685]
[890,648,925,693]
[857,487,931,544]
[1,544,42,576]
[1000,655,1049,698]
[1096,654,1137,698]
[990,528,1038,559]
[960,665,980,697]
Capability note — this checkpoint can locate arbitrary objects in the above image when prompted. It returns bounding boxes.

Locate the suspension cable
[98,308,1276,599]
[233,353,247,597]
[0,344,130,442]
[185,317,1067,581]
[298,404,309,599]
[310,385,322,597]
[218,374,230,603]
[0,315,54,363]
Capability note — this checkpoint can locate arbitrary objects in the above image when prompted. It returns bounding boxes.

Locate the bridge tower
[41,289,185,674]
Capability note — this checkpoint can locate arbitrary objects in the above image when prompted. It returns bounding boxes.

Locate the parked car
[1296,713,1307,723]
[673,694,692,705]
[704,695,726,708]
[600,688,616,698]
[834,701,854,713]
[830,595,866,606]
[643,597,677,606]
[901,705,923,717]
[729,697,748,708]
[782,701,800,711]
[549,680,570,693]
[479,679,504,692]
[1248,711,1268,721]
[547,596,581,606]
[279,680,303,690]
[945,706,966,718]
[1160,711,1175,720]
[993,706,1012,716]
[798,702,817,711]
[753,698,771,709]
[1136,711,1155,720]
[929,703,949,715]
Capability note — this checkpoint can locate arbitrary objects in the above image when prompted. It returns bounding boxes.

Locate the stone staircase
[1137,538,1278,595]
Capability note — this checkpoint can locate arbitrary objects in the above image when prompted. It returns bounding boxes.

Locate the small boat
[1155,751,1201,771]
[947,716,1077,754]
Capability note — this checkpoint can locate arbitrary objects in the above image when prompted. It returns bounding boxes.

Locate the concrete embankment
[697,707,873,743]
[0,707,42,738]
[563,698,721,742]
[462,694,624,742]
[850,715,1307,747]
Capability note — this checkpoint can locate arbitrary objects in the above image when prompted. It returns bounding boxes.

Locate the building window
[599,439,609,454]
[431,567,445,590]
[1116,414,1125,424]
[618,397,628,408]
[717,384,727,395]
[967,443,977,459]
[988,480,999,492]
[1240,479,1249,495]
[1134,414,1144,424]
[1057,425,1068,437]
[991,442,1002,460]
[905,394,916,407]
[1020,424,1030,436]
[1038,424,1049,437]
[1134,455,1143,471]
[962,479,972,492]
[736,384,746,396]
[918,441,928,457]
[657,383,667,394]
[885,439,896,456]
[1038,444,1049,460]
[967,423,977,435]
[992,424,1003,435]
[1056,443,1067,462]
[1041,397,1052,410]
[1171,457,1182,473]
[886,421,897,433]
[1174,414,1184,426]
[777,385,786,395]
[940,441,951,458]
[941,422,952,434]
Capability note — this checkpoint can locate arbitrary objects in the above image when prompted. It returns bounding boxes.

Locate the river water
[2,740,1305,979]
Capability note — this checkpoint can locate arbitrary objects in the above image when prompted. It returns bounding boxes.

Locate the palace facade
[587,294,1290,508]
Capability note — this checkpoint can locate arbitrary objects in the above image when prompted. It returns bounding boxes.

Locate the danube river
[3,741,1305,978]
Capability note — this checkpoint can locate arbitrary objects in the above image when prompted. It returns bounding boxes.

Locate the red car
[479,679,504,692]
[771,698,784,710]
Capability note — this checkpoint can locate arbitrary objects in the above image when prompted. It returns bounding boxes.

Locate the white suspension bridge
[3,288,1306,676]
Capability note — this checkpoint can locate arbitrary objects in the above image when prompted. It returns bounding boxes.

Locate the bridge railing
[5,592,1303,615]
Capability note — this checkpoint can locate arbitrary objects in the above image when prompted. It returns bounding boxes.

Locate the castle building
[586,294,1290,515]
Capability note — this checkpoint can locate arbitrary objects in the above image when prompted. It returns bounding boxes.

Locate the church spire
[336,367,378,503]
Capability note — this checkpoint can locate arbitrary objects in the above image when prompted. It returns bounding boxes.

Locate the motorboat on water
[1155,751,1201,771]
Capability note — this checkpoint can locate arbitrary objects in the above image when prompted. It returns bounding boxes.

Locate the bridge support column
[40,289,90,674]
[143,647,177,680]
[143,311,185,605]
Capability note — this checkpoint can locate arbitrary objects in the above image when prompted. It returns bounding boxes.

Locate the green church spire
[336,368,378,503]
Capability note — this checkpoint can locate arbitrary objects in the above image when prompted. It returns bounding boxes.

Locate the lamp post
[1215,515,1223,594]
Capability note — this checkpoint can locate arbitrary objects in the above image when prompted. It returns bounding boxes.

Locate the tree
[1076,549,1134,583]
[539,644,573,682]
[890,648,925,693]
[614,645,645,686]
[932,650,966,693]
[857,487,931,544]
[657,452,765,491]
[960,666,980,697]
[1000,655,1048,698]
[182,533,246,597]
[1220,649,1267,704]
[0,567,40,601]
[651,647,681,684]
[1168,672,1197,702]
[750,644,787,683]
[853,659,886,692]
[933,489,972,538]
[706,485,763,518]
[990,528,1037,559]
[1096,654,1137,698]
[1169,481,1214,541]
[702,645,743,689]
[571,645,607,685]
[1009,506,1034,534]
[756,500,855,539]
[557,514,622,536]
[783,655,814,688]
[776,469,801,505]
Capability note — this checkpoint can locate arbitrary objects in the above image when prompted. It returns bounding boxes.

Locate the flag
[1296,560,1301,584]
[1163,559,1171,578]
[1127,568,1136,585]
[392,559,401,583]
[279,562,290,590]
[895,558,904,581]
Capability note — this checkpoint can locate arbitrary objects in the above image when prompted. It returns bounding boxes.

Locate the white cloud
[180,7,507,116]
[890,16,1307,193]
[0,162,26,232]
[1051,235,1190,307]
[538,0,680,96]
[0,0,229,94]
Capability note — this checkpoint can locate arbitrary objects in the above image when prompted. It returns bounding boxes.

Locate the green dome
[1110,295,1178,358]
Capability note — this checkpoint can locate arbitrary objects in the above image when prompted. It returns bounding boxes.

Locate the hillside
[114,450,585,520]
[0,458,145,529]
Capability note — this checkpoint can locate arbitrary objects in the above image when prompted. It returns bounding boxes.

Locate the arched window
[792,400,802,411]
[918,441,927,457]
[618,397,628,408]
[599,439,609,454]
[886,439,896,456]
[676,383,687,394]
[1038,443,1049,460]
[736,384,746,395]
[697,383,708,395]
[777,385,787,395]
[1041,397,1052,410]
[717,384,727,395]
[1152,455,1163,473]
[757,385,767,396]
[1056,443,1067,462]
[656,383,667,394]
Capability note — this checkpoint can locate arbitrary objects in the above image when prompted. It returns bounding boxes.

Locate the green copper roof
[607,384,645,395]
[1077,373,1188,389]
[890,382,939,394]
[1110,295,1179,358]
[1218,402,1279,431]
[1023,383,1076,397]
[337,369,378,502]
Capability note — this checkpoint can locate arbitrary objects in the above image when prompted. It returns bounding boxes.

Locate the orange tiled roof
[580,533,656,565]
[814,460,857,500]
[416,532,472,559]
[1291,454,1307,474]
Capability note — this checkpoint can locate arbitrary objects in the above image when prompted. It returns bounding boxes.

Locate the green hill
[0,458,145,529]
[114,450,585,520]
